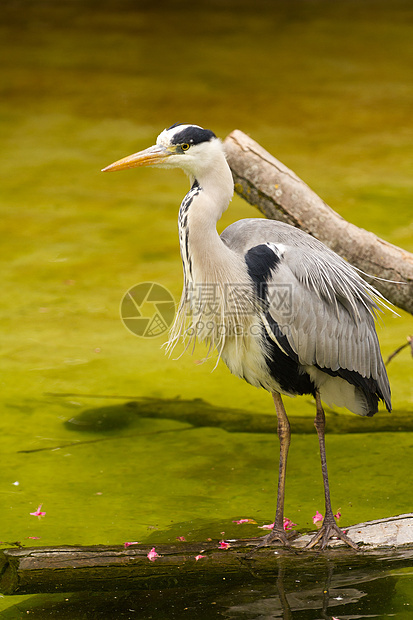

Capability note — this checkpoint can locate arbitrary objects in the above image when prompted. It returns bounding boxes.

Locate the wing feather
[221,218,391,409]
[269,251,380,379]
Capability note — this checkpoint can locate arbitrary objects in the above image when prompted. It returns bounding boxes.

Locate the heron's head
[102,124,222,178]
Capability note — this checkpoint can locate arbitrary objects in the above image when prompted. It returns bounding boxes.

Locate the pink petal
[147,547,159,562]
[312,510,323,524]
[176,536,186,541]
[195,554,206,561]
[232,518,257,525]
[283,517,297,531]
[124,541,140,548]
[30,504,46,517]
[219,540,230,549]
[258,522,274,530]
[334,510,342,520]
[27,536,41,540]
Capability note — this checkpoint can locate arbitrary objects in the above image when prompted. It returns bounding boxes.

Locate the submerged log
[224,130,413,315]
[1,514,412,595]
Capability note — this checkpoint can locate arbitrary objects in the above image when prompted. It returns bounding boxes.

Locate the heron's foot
[259,527,292,548]
[305,517,359,551]
[244,527,300,558]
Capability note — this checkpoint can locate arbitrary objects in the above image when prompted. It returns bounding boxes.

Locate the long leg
[306,391,359,550]
[261,392,292,546]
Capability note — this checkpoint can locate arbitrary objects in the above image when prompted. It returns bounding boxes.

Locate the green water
[1,0,412,617]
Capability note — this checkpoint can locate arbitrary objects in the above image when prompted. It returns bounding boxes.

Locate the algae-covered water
[1,0,412,617]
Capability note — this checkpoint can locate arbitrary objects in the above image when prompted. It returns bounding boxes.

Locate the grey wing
[221,218,391,411]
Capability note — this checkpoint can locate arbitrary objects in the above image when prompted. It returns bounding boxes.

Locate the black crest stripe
[171,126,216,146]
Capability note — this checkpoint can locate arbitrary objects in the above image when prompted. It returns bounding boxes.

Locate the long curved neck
[169,148,250,356]
[178,150,235,285]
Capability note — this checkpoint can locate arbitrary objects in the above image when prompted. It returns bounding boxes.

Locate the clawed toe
[250,529,291,553]
[305,519,359,551]
[261,528,292,547]
[245,528,292,557]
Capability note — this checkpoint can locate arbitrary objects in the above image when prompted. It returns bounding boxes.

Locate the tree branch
[224,130,413,315]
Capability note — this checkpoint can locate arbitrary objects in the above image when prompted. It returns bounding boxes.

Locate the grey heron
[103,124,391,550]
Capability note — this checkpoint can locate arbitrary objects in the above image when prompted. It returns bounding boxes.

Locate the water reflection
[221,562,378,618]
[223,552,402,619]
[3,549,411,618]
[59,395,413,436]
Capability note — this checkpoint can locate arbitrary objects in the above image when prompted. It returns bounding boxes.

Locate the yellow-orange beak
[101,144,173,172]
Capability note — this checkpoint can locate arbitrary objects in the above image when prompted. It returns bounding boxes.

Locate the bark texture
[223,130,413,315]
[1,514,412,595]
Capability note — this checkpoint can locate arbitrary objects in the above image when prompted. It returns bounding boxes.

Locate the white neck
[168,145,248,357]
[183,148,234,280]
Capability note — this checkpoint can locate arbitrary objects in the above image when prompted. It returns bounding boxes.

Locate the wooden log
[1,514,412,595]
[224,130,413,315]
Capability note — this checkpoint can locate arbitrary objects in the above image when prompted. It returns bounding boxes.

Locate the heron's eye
[181,143,190,152]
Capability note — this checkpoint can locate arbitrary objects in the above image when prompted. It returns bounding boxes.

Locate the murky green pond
[1,0,412,617]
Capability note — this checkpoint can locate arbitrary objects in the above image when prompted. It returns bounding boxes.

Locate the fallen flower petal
[258,522,274,530]
[147,547,159,561]
[176,536,186,541]
[27,536,41,540]
[334,510,342,520]
[30,504,46,518]
[124,541,140,548]
[219,540,230,549]
[232,518,257,525]
[258,519,297,531]
[312,510,323,524]
[195,554,206,561]
[283,517,297,531]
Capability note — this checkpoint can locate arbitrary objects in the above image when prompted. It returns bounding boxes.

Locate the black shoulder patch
[246,244,280,278]
[245,244,281,303]
[170,126,216,146]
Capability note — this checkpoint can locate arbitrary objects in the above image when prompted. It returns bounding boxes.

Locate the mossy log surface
[1,514,412,595]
